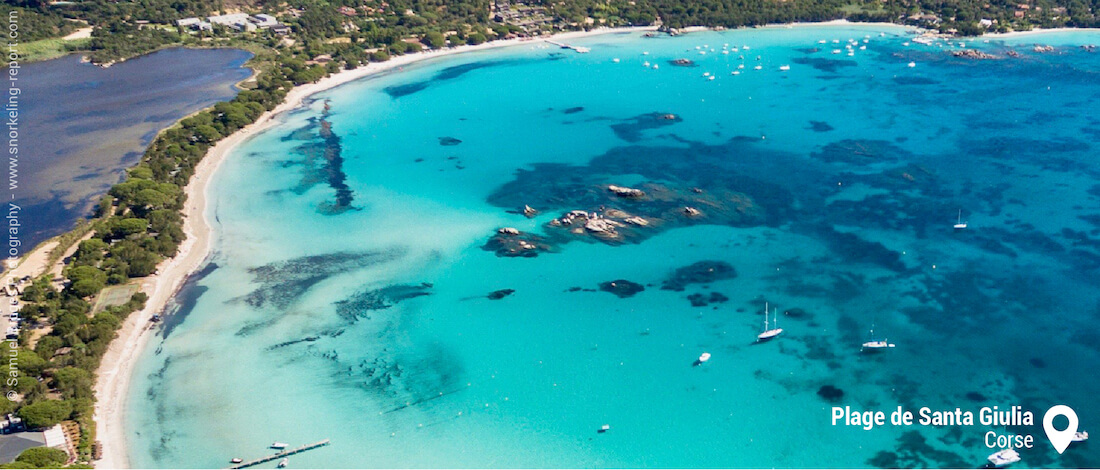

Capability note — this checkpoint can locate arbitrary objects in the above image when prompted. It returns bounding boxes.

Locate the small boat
[861,325,895,352]
[757,303,783,341]
[818,39,827,44]
[707,75,715,80]
[779,65,790,71]
[277,457,289,468]
[731,71,740,75]
[598,424,610,433]
[753,65,763,70]
[903,42,911,46]
[987,448,1021,467]
[612,58,620,63]
[954,210,968,230]
[230,458,243,464]
[1073,431,1089,442]
[694,352,711,366]
[270,442,289,450]
[737,64,745,69]
[652,64,658,69]
[832,49,842,54]
[907,62,916,67]
[642,61,650,67]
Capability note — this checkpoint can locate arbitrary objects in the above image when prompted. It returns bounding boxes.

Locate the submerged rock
[598,279,645,298]
[438,136,462,146]
[817,385,844,402]
[487,289,515,300]
[661,261,737,291]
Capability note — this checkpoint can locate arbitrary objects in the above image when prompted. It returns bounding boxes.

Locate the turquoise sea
[126,25,1100,468]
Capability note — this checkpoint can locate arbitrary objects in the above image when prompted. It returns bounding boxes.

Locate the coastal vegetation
[1,0,1095,466]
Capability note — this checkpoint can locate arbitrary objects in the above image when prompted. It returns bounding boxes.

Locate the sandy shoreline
[981,26,1100,38]
[90,25,654,469]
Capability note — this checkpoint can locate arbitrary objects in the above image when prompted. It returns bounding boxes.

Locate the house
[979,18,993,27]
[270,24,291,35]
[177,17,200,27]
[208,13,256,32]
[250,14,279,28]
[337,6,358,16]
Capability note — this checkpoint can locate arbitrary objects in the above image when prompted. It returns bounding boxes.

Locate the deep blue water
[127,26,1100,468]
[12,47,252,252]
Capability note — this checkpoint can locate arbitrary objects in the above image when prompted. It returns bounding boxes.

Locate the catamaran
[1073,431,1089,442]
[757,303,783,341]
[954,210,968,230]
[861,325,895,351]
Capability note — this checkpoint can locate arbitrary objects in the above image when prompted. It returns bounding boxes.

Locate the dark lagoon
[13,47,252,251]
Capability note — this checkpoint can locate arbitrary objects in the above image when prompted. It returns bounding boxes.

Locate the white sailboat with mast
[757,302,783,341]
[861,324,895,351]
[954,210,968,230]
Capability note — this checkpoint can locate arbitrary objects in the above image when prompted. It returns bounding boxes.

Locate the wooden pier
[228,440,330,469]
[543,39,590,53]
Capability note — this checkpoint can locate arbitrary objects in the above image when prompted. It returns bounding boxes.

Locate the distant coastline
[84,21,1100,468]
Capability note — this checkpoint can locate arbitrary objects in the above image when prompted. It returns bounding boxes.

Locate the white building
[251,14,279,28]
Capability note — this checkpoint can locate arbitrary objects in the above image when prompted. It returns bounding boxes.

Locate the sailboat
[861,324,895,351]
[757,302,783,341]
[954,210,968,230]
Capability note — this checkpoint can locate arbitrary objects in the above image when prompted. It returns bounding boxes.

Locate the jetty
[228,440,330,469]
[544,39,590,53]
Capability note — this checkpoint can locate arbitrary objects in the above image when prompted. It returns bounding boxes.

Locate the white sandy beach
[90,25,655,469]
[982,26,1100,38]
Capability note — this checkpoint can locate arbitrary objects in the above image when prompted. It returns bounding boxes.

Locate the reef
[598,280,645,298]
[487,289,515,300]
[334,283,433,322]
[282,107,357,214]
[661,261,737,291]
[238,249,406,311]
[481,228,552,257]
[686,291,729,307]
[951,49,1001,59]
[816,384,844,402]
[610,112,683,142]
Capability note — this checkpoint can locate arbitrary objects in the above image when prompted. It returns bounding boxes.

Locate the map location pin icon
[1043,405,1079,454]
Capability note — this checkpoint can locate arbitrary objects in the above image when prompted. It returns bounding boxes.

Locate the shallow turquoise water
[127,25,1100,468]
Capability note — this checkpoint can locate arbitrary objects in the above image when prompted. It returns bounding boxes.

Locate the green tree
[52,367,94,400]
[423,31,446,49]
[14,447,69,467]
[17,400,73,429]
